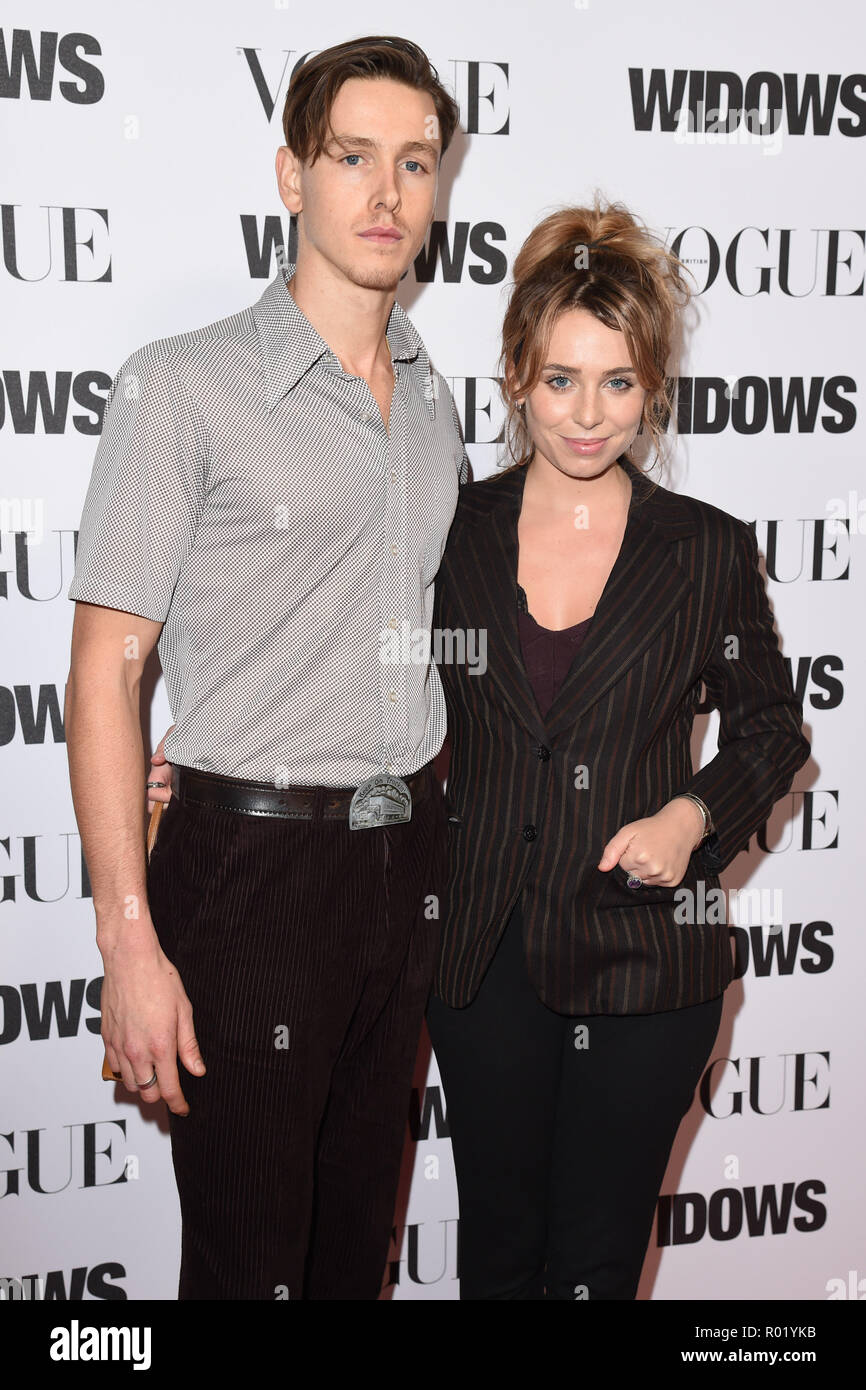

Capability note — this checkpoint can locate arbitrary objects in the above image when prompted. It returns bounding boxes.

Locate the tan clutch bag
[101,800,166,1081]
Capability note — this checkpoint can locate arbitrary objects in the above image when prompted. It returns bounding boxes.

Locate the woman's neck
[522,453,632,519]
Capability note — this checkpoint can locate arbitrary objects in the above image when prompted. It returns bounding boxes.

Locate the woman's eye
[544,374,634,392]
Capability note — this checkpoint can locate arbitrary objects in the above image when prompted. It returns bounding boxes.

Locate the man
[65,35,468,1300]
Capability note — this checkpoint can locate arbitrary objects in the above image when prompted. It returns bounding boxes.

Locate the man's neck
[287,250,396,378]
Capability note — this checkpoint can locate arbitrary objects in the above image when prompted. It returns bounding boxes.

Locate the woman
[424,198,810,1300]
[148,198,810,1301]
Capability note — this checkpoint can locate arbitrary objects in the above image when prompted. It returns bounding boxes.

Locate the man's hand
[66,605,203,1112]
[598,797,705,887]
[101,924,205,1115]
[147,724,176,811]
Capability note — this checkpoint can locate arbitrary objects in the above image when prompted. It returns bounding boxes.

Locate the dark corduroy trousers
[146,763,447,1300]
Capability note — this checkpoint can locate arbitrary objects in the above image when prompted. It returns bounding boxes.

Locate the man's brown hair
[282,35,460,165]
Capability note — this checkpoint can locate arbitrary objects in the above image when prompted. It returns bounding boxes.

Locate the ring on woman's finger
[137,1069,159,1089]
[626,873,643,889]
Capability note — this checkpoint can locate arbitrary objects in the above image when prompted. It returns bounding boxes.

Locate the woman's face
[518,308,648,480]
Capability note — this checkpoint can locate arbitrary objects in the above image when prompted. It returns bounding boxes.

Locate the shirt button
[390,544,399,557]
[387,617,397,630]
[388,691,397,703]
[522,824,537,842]
[536,745,551,761]
[390,471,397,483]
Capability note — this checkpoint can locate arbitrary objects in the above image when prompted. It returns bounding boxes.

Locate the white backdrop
[2,0,863,1301]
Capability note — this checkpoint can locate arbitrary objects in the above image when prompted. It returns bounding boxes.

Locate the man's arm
[66,600,204,1114]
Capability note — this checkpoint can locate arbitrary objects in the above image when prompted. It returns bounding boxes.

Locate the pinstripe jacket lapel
[453,465,547,746]
[456,457,698,743]
[544,460,698,738]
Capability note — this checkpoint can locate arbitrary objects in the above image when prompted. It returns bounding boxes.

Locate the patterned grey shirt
[68,264,468,785]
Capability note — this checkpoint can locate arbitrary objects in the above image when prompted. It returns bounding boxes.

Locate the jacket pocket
[595,852,711,909]
[596,861,680,907]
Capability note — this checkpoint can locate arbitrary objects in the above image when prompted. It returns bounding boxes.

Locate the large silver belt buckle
[349,773,412,830]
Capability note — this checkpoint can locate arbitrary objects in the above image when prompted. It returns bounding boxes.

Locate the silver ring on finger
[137,1069,158,1089]
[626,873,643,889]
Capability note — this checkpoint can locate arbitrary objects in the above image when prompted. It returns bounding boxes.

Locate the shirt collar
[252,262,431,413]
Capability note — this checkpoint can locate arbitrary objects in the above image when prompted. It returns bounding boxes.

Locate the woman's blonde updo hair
[498,193,694,478]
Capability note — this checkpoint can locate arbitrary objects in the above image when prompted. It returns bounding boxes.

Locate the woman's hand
[598,798,706,887]
[146,724,175,812]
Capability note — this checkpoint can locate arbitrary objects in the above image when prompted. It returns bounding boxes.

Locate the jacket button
[522,824,537,841]
[536,744,551,761]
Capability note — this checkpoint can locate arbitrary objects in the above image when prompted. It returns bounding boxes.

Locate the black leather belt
[171,762,430,821]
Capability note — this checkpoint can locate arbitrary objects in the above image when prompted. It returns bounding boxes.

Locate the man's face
[519,308,648,480]
[278,77,442,291]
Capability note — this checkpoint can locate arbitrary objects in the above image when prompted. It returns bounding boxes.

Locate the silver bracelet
[676,793,713,847]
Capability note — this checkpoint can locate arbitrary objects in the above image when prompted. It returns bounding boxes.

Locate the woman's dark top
[516,583,592,720]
